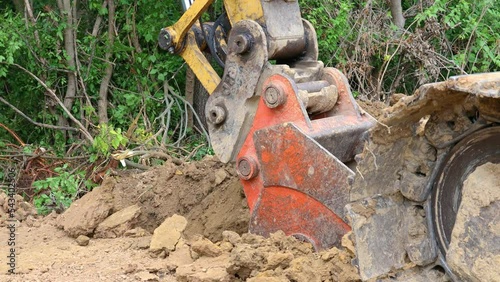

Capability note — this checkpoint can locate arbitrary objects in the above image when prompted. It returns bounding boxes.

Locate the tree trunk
[98,0,116,124]
[388,0,405,30]
[61,0,78,112]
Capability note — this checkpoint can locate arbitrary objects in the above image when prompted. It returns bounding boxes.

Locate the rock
[345,195,406,281]
[165,239,194,269]
[15,208,28,221]
[219,241,233,252]
[214,169,227,185]
[222,230,241,245]
[94,204,141,238]
[176,255,231,282]
[191,238,223,257]
[124,227,151,237]
[135,271,159,281]
[19,201,36,214]
[149,214,187,254]
[133,236,152,250]
[76,235,90,246]
[57,179,115,237]
[3,194,19,212]
[14,194,24,205]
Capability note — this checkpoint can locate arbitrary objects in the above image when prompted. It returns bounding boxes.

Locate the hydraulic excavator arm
[159,0,375,250]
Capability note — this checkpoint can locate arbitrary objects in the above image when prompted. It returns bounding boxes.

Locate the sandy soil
[0,157,360,281]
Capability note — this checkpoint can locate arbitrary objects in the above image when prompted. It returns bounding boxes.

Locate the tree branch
[0,96,79,132]
[98,0,116,124]
[3,62,94,143]
[0,123,25,146]
[61,0,78,111]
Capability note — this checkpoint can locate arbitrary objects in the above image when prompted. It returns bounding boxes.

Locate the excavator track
[432,126,500,281]
[347,73,500,281]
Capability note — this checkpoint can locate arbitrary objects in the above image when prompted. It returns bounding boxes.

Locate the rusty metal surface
[250,185,351,250]
[236,72,375,250]
[254,123,354,219]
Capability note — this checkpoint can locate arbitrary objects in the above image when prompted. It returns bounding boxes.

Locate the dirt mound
[174,230,360,282]
[57,156,249,241]
[356,99,388,119]
[0,214,360,281]
[0,157,360,281]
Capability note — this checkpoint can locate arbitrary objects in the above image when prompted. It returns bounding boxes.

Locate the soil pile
[0,157,360,281]
[57,156,249,242]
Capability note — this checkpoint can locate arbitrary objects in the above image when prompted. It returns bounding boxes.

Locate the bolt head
[237,157,259,180]
[207,105,226,125]
[231,34,252,54]
[158,28,174,51]
[264,85,286,108]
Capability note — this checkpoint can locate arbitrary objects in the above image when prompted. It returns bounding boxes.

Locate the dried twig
[0,123,25,146]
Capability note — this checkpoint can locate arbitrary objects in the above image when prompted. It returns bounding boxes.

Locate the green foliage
[416,0,500,73]
[300,0,499,100]
[300,0,354,64]
[0,0,187,147]
[33,164,96,215]
[90,124,128,161]
[0,1,201,214]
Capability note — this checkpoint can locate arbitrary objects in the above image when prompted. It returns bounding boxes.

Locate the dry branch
[0,123,25,146]
[0,96,79,132]
[4,63,94,143]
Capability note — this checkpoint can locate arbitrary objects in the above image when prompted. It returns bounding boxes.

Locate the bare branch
[0,123,25,146]
[98,0,116,124]
[4,62,94,143]
[0,96,79,132]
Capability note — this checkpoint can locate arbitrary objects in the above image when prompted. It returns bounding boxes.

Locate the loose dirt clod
[56,179,114,237]
[94,204,141,238]
[149,214,187,255]
[191,238,223,257]
[174,231,360,282]
[75,235,90,246]
[0,191,38,225]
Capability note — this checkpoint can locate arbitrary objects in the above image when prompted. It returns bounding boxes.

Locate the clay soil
[0,156,360,282]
